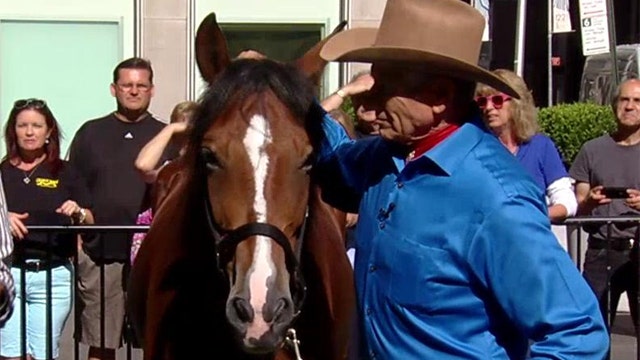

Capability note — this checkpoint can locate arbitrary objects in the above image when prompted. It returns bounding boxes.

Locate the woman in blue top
[475,69,577,223]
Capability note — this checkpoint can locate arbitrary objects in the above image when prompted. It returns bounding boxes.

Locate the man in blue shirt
[316,0,609,358]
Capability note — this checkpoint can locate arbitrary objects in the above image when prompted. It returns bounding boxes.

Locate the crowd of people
[0,0,637,358]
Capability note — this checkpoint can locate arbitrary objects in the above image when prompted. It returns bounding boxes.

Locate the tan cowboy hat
[320,0,519,98]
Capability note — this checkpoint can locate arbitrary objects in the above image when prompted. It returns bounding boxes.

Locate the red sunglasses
[475,94,512,109]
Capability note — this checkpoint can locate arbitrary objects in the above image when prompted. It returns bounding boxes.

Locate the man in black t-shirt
[68,57,167,360]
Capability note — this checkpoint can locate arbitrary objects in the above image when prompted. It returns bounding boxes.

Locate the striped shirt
[0,175,15,325]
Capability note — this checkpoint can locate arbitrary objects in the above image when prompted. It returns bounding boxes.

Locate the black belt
[588,238,634,251]
[14,259,68,272]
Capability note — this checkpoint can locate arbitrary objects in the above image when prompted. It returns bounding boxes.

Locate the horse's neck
[308,184,346,240]
[152,157,187,212]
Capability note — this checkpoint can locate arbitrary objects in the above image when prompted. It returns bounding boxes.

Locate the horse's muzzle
[226,295,296,353]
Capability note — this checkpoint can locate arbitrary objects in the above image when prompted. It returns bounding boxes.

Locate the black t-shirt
[1,160,92,261]
[68,112,166,261]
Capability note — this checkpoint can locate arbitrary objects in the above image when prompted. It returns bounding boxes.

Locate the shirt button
[366,307,372,315]
[379,223,385,229]
[369,350,377,358]
[369,265,377,272]
[397,182,404,189]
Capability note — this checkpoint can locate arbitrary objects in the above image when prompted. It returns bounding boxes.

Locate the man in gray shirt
[570,78,640,334]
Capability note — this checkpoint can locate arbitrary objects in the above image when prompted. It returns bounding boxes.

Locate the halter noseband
[199,155,308,314]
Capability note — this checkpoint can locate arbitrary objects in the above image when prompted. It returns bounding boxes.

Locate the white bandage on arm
[546,176,578,217]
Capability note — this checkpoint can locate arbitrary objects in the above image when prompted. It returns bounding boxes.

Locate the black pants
[583,245,639,333]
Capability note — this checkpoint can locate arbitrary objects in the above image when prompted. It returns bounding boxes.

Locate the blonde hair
[475,69,538,143]
[170,101,198,124]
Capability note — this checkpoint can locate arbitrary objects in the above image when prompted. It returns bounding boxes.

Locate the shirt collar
[419,116,487,176]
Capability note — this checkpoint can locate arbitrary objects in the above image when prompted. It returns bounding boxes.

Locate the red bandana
[407,123,461,161]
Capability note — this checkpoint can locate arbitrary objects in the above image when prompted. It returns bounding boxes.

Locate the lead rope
[285,328,303,360]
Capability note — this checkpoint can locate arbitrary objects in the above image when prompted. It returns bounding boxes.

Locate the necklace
[22,162,42,184]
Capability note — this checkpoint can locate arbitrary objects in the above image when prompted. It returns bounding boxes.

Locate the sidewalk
[612,313,637,360]
[59,311,637,359]
[59,310,142,360]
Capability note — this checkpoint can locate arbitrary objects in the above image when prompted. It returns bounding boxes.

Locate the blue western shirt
[317,113,608,359]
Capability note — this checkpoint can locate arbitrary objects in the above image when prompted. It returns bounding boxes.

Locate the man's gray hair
[611,77,640,111]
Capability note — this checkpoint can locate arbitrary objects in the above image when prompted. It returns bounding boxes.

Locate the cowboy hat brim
[320,28,520,99]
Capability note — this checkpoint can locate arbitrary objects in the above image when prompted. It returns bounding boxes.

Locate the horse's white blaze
[243,114,274,339]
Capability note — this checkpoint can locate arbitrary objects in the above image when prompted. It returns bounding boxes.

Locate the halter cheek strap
[200,167,308,313]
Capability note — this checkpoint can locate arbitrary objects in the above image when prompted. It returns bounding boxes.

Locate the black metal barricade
[2,225,149,360]
[4,220,640,359]
[564,216,640,360]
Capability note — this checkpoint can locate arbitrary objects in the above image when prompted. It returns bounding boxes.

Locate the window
[220,23,326,96]
[0,19,121,157]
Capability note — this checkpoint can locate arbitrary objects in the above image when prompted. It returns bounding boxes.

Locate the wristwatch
[76,208,87,224]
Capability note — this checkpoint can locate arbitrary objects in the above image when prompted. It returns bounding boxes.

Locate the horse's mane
[189,58,326,152]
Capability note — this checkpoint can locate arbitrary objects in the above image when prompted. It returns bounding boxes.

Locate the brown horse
[127,13,355,360]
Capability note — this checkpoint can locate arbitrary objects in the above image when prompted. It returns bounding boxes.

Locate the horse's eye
[300,154,315,172]
[200,147,222,172]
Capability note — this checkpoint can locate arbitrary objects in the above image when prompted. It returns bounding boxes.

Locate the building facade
[0,0,344,155]
[1,0,638,155]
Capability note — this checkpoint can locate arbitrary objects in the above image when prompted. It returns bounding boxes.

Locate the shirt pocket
[386,236,454,311]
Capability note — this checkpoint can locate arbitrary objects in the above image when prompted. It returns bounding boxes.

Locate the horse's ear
[195,12,231,84]
[294,21,348,85]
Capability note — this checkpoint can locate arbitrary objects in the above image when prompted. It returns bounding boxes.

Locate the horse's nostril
[272,298,291,321]
[233,297,254,322]
[274,298,287,315]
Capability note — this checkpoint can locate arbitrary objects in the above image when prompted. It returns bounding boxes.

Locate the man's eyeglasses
[116,83,152,93]
[13,98,47,110]
[475,94,512,110]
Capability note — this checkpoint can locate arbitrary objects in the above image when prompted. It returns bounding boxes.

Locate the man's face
[110,68,154,113]
[369,62,444,144]
[616,80,640,129]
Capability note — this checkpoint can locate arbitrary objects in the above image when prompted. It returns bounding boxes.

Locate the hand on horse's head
[236,49,267,60]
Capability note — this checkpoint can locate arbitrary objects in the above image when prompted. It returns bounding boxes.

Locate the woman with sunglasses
[475,70,577,223]
[0,98,94,360]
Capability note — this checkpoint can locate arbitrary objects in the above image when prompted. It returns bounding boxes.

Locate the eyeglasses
[475,94,512,110]
[115,83,152,93]
[13,98,47,110]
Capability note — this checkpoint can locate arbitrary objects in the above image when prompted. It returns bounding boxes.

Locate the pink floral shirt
[131,208,153,264]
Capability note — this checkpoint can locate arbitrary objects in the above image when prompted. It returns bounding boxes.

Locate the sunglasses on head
[13,98,47,110]
[475,94,512,110]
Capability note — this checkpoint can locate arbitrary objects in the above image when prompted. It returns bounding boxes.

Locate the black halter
[199,154,308,314]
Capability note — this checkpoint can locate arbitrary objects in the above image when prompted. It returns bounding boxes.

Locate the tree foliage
[538,103,617,166]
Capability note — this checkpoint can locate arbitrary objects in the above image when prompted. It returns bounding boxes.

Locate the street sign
[578,0,610,56]
[553,0,573,33]
[472,0,490,42]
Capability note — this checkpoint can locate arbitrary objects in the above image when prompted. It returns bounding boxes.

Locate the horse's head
[189,13,345,354]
